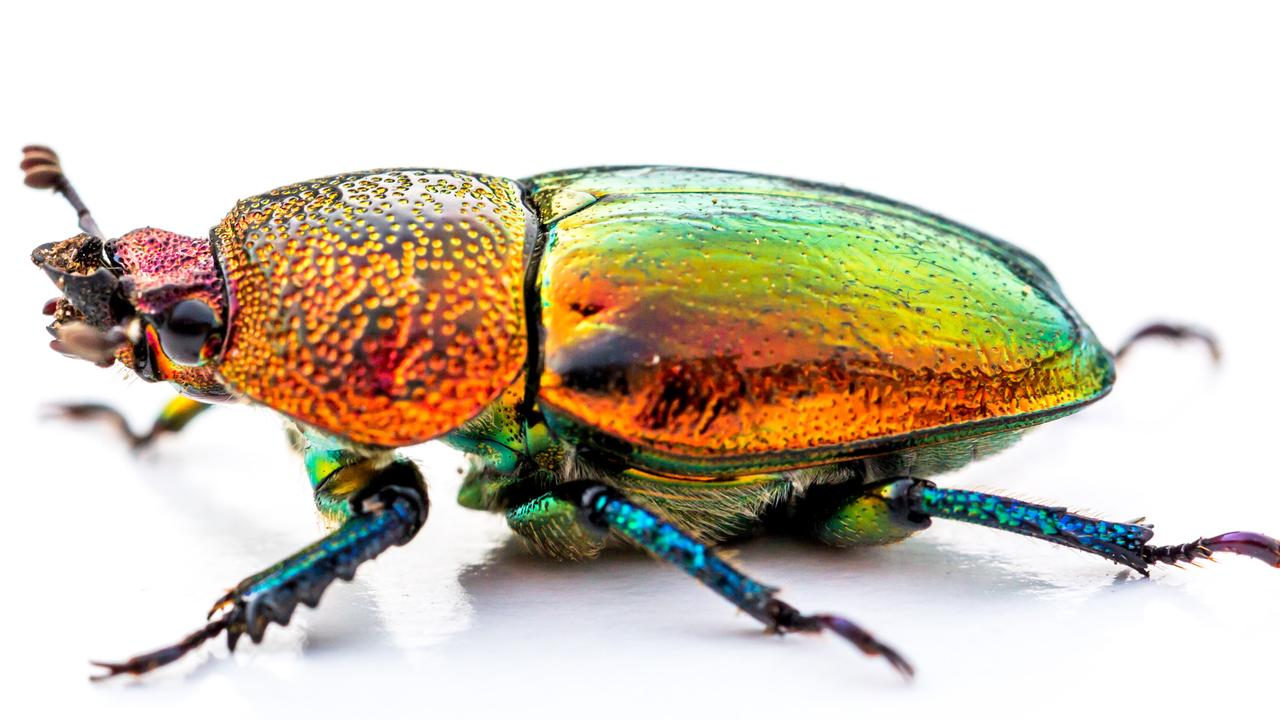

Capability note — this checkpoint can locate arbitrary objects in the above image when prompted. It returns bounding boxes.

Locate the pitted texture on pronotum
[25,152,1277,684]
[213,170,531,446]
[529,167,1116,476]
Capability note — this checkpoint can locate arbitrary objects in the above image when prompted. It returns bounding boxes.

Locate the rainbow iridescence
[107,228,228,395]
[529,167,1114,477]
[212,170,531,447]
[594,490,772,607]
[913,486,1153,567]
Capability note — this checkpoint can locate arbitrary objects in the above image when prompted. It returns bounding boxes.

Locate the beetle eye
[156,299,221,365]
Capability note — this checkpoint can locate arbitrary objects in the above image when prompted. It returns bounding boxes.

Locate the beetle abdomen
[529,167,1113,477]
[213,170,532,446]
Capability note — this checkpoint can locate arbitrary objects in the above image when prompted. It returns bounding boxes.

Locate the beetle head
[33,227,232,400]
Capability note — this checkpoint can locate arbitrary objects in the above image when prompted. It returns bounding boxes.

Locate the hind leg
[856,478,1279,574]
[791,478,932,547]
[1114,322,1220,363]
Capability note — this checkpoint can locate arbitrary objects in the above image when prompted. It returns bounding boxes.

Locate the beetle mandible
[21,146,1280,681]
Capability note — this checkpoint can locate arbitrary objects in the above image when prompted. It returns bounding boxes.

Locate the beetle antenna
[20,145,104,240]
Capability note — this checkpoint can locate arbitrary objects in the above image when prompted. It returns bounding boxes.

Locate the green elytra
[26,152,1276,681]
[524,167,1114,478]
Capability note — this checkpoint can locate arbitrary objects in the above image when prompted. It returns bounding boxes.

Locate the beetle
[22,145,1280,681]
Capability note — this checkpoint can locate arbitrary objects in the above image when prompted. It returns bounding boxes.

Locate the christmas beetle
[22,146,1280,681]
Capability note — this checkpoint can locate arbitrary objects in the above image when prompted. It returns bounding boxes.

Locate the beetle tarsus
[89,615,231,681]
[764,598,914,679]
[1143,531,1280,568]
[1114,322,1220,363]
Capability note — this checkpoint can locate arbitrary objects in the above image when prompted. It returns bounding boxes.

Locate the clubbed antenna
[21,145,103,240]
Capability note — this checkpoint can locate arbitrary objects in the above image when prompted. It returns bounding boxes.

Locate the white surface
[2,2,1278,717]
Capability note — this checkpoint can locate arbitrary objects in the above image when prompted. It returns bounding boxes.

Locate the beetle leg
[793,477,932,547]
[1142,533,1280,568]
[896,479,1280,575]
[550,480,914,679]
[89,432,429,681]
[45,394,211,450]
[1113,322,1220,363]
[206,460,426,650]
[506,491,609,560]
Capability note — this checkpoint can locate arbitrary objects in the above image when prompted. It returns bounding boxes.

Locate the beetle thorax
[211,170,533,447]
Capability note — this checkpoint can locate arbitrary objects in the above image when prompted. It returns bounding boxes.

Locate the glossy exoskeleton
[22,146,1280,681]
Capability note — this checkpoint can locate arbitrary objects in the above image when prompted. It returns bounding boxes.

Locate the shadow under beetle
[22,146,1280,681]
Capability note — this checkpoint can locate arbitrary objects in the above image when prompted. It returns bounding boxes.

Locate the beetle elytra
[23,146,1280,681]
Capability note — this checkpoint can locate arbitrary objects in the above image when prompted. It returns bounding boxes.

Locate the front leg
[90,430,429,680]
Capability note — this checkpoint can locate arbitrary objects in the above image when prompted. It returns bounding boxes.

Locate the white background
[2,2,1277,717]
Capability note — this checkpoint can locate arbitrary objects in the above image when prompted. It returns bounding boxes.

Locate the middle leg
[505,480,914,678]
[46,394,212,450]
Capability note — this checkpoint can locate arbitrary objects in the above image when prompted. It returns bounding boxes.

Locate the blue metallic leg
[552,480,914,679]
[90,438,428,680]
[894,479,1280,575]
[207,472,425,650]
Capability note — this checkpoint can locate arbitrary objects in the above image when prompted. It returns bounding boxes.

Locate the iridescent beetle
[22,146,1280,681]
